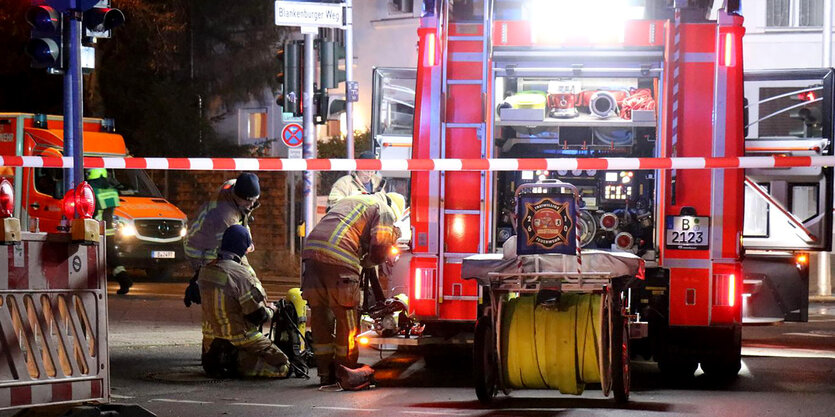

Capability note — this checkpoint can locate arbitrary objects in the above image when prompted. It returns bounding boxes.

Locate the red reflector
[0,179,14,218]
[75,182,96,219]
[62,188,77,220]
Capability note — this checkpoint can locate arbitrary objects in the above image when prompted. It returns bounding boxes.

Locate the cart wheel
[610,290,630,403]
[474,316,498,404]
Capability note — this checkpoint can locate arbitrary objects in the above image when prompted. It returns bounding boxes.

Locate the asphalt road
[4,284,835,416]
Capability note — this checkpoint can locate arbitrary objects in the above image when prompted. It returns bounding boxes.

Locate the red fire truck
[365,0,834,379]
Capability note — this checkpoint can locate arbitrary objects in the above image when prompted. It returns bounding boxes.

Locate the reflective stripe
[305,239,360,268]
[328,203,368,244]
[313,344,335,355]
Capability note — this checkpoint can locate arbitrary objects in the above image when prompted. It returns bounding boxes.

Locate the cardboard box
[631,110,656,122]
[500,107,545,122]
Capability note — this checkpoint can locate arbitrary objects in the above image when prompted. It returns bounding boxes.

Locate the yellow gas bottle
[501,293,602,394]
[286,288,308,349]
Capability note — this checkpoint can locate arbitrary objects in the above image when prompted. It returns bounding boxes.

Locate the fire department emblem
[521,198,573,249]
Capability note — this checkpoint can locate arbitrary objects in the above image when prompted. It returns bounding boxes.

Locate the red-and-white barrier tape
[1,156,834,171]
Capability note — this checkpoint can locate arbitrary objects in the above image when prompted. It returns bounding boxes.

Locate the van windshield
[109,169,163,198]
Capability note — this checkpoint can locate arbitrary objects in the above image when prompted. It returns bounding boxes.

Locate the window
[34,168,64,199]
[767,0,823,28]
[743,182,770,237]
[790,183,819,221]
[238,108,270,145]
[247,111,268,140]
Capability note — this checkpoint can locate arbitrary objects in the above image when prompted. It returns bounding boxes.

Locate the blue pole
[62,11,74,195]
[69,10,84,189]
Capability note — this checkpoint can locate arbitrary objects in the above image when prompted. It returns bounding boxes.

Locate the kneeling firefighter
[199,224,289,378]
[302,192,405,389]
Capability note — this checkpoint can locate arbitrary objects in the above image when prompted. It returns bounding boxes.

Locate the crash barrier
[502,293,602,394]
[1,155,834,171]
[0,232,108,410]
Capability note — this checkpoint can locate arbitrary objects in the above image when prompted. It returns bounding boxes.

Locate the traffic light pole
[62,9,84,193]
[303,33,317,237]
[345,0,354,158]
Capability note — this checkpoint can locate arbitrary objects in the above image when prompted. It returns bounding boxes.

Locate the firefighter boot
[115,268,133,295]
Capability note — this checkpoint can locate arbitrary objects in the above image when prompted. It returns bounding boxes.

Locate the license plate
[151,251,176,259]
[665,216,709,249]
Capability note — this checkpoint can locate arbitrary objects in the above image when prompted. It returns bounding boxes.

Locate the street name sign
[275,1,345,29]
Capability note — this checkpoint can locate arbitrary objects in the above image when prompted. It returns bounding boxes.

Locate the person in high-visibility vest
[199,224,289,378]
[87,168,133,294]
[327,151,384,210]
[301,191,405,389]
[183,172,261,307]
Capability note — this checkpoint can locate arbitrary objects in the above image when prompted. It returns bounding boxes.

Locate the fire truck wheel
[473,316,498,404]
[700,350,742,380]
[657,359,698,380]
[611,294,630,403]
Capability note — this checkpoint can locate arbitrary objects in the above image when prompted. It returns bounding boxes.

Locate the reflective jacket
[184,182,249,262]
[198,251,273,347]
[327,173,383,209]
[302,194,398,274]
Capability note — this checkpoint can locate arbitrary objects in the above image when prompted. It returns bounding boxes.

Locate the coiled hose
[501,293,602,394]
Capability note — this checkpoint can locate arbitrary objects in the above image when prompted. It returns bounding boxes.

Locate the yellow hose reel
[501,293,602,394]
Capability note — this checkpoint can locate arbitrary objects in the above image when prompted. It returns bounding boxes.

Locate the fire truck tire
[474,316,498,404]
[657,359,698,380]
[610,291,630,403]
[700,357,741,380]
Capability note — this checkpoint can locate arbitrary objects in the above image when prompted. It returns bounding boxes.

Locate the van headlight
[113,216,137,238]
[180,224,187,237]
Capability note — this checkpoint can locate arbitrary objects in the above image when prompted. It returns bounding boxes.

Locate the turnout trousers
[301,260,361,384]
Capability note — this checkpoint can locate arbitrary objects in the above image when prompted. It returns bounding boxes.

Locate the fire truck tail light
[414,268,434,300]
[722,32,737,67]
[713,273,736,307]
[423,33,436,67]
[0,179,14,218]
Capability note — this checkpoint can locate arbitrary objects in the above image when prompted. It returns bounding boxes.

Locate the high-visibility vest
[96,188,120,211]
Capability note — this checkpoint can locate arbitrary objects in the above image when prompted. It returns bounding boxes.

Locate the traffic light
[83,0,125,39]
[25,4,63,71]
[333,42,346,86]
[277,41,301,115]
[789,89,823,138]
[319,40,346,89]
[314,88,328,125]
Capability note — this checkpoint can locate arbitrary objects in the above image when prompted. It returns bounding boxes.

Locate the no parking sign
[281,123,303,148]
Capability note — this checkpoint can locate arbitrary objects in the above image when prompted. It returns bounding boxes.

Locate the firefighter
[199,224,290,378]
[327,151,384,209]
[183,172,261,306]
[301,192,405,389]
[86,168,132,295]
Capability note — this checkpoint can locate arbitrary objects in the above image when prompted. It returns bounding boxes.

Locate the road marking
[149,399,213,404]
[110,394,135,399]
[743,346,835,359]
[401,411,472,416]
[319,406,380,412]
[230,402,294,408]
[783,332,834,338]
